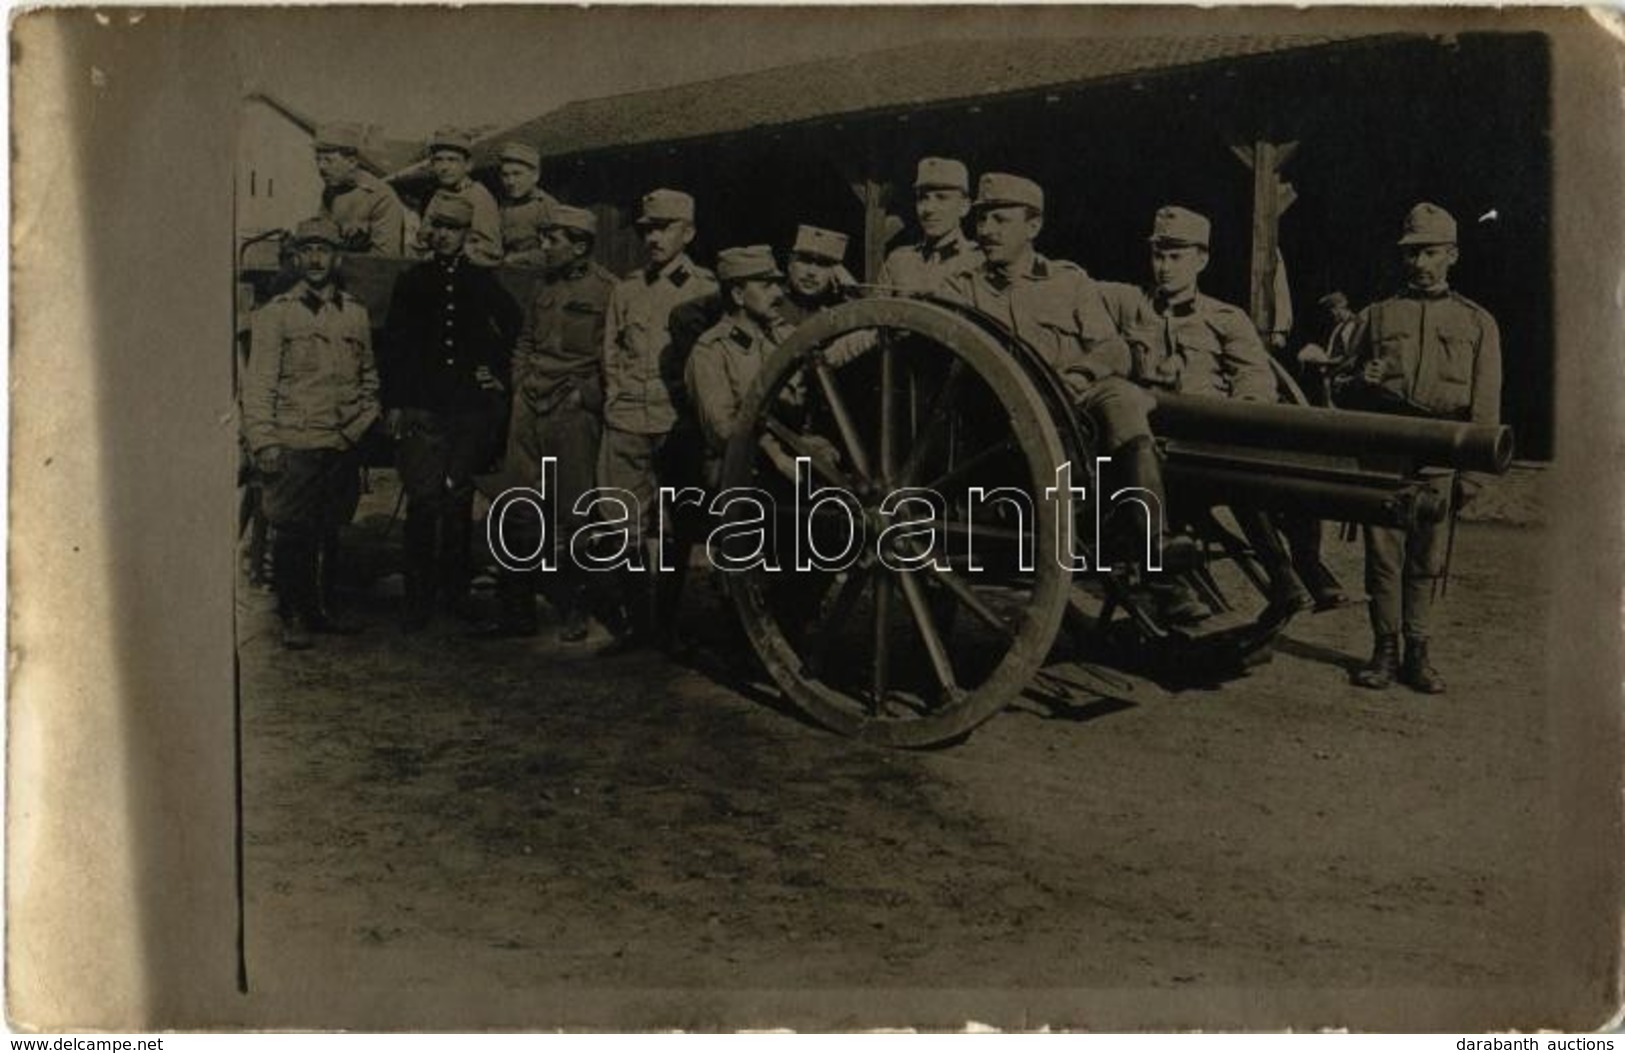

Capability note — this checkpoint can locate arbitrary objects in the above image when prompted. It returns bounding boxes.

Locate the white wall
[236,99,325,241]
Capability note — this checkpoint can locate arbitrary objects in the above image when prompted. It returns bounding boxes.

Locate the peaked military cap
[425,126,475,156]
[716,245,784,283]
[293,216,342,247]
[973,172,1044,213]
[543,203,598,237]
[914,157,970,192]
[498,141,541,169]
[1398,202,1457,246]
[313,121,363,154]
[1149,206,1211,249]
[637,188,696,226]
[791,225,849,263]
[425,194,475,229]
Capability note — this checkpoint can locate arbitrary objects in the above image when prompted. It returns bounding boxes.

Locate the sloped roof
[469,33,1388,170]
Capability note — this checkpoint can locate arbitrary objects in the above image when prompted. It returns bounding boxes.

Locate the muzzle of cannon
[1149,393,1514,475]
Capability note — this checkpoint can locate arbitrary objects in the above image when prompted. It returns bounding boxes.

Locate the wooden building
[393,32,1554,457]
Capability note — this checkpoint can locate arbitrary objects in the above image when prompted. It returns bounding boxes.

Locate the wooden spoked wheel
[717,299,1075,747]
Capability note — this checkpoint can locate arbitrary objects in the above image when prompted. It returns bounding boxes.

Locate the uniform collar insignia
[669,265,691,288]
[1030,255,1049,279]
[729,325,754,348]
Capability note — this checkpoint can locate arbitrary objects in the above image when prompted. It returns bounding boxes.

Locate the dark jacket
[378,255,522,413]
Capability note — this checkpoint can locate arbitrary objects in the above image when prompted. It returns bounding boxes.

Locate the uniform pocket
[1435,329,1477,384]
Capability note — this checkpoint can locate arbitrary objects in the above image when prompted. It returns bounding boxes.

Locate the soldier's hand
[255,444,285,477]
[1361,359,1386,385]
[474,365,505,393]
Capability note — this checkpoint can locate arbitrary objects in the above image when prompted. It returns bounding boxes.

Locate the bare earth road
[238,522,1555,1030]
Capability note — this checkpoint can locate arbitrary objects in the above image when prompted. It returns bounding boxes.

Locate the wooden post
[855,177,891,284]
[1230,140,1298,337]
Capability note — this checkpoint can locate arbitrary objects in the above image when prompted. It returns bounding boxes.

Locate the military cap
[313,121,363,154]
[1148,206,1211,249]
[637,188,696,226]
[915,157,970,192]
[425,126,475,157]
[716,245,784,283]
[973,172,1044,213]
[1398,202,1457,246]
[543,203,598,238]
[425,194,475,229]
[292,216,342,247]
[791,225,849,263]
[497,141,541,169]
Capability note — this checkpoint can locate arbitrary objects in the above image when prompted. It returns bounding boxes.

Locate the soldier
[241,217,380,649]
[1331,202,1503,693]
[495,140,559,267]
[939,174,1195,574]
[420,126,502,267]
[474,204,616,641]
[314,122,406,256]
[1100,205,1318,621]
[379,195,522,632]
[878,157,983,295]
[599,188,718,650]
[684,245,794,484]
[1297,290,1360,407]
[779,224,854,326]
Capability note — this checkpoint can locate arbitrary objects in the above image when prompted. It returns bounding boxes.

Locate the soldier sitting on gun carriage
[937,173,1199,593]
[878,157,983,296]
[1099,205,1329,624]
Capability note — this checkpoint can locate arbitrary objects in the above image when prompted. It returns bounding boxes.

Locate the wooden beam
[858,178,891,284]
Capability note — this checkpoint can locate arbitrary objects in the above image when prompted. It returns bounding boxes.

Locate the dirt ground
[237,490,1556,1030]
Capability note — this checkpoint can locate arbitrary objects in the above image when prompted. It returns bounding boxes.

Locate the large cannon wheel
[717,299,1077,747]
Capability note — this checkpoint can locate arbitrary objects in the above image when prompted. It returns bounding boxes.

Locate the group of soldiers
[241,125,1502,696]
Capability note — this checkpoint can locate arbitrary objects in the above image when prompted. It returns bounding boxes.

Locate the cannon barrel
[1149,393,1514,475]
[1163,460,1450,529]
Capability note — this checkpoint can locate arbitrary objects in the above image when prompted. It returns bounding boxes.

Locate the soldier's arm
[1326,308,1374,405]
[377,271,413,410]
[342,307,381,446]
[1470,311,1503,428]
[240,306,284,453]
[486,275,524,389]
[685,342,737,451]
[1216,308,1277,402]
[936,270,972,308]
[1073,277,1134,381]
[465,191,505,267]
[371,190,406,257]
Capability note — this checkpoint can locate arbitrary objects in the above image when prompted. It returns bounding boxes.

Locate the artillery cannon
[718,297,1512,747]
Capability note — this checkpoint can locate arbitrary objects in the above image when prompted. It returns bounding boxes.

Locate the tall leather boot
[1235,508,1313,624]
[312,530,362,635]
[439,496,479,622]
[1352,633,1400,689]
[1400,637,1446,694]
[273,529,318,650]
[1109,436,1198,572]
[402,510,437,633]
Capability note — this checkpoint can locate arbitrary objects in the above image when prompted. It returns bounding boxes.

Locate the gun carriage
[717,296,1512,747]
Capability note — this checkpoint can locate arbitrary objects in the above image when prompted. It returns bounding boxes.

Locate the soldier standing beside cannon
[473,203,616,642]
[939,173,1197,578]
[1331,202,1503,693]
[314,122,406,257]
[241,217,380,650]
[779,225,855,326]
[379,195,522,632]
[598,188,719,653]
[878,157,982,296]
